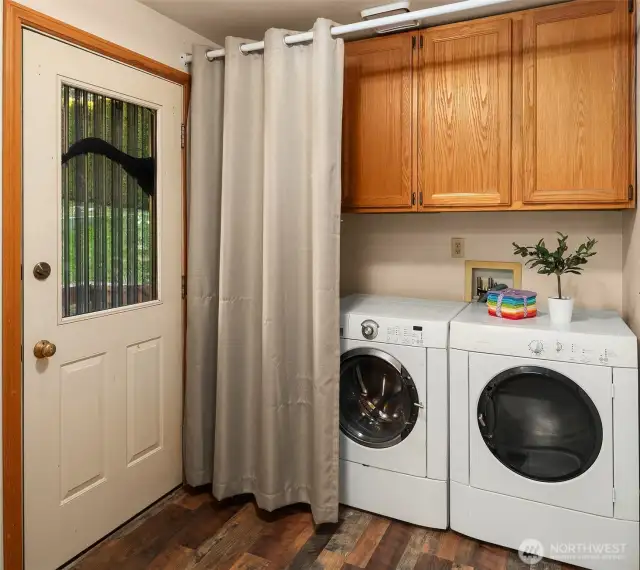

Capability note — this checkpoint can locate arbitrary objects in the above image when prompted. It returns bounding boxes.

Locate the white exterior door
[23,30,184,570]
[468,352,613,517]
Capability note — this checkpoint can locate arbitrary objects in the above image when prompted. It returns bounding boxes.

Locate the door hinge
[420,36,424,49]
[628,184,634,201]
[20,264,23,281]
[181,275,187,299]
[412,192,416,206]
[181,124,186,149]
[612,487,616,503]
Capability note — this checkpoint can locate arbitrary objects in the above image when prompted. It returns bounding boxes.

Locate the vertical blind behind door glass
[61,84,158,318]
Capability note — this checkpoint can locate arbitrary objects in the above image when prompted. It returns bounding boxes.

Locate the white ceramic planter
[548,297,574,325]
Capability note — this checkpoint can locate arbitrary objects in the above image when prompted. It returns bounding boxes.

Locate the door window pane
[477,366,603,482]
[61,84,157,318]
[340,348,419,449]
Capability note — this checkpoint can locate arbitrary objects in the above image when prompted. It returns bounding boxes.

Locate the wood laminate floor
[66,487,578,570]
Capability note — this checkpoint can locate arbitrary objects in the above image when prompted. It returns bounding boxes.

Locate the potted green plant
[513,233,597,325]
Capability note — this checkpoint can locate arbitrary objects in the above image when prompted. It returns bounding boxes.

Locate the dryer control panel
[526,337,619,366]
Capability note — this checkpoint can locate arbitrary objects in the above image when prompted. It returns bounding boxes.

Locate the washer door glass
[340,348,419,449]
[477,366,603,482]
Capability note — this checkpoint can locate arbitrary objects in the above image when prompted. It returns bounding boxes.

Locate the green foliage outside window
[62,85,156,316]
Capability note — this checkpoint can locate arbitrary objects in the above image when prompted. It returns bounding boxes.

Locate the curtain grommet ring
[282,34,294,47]
[238,42,249,56]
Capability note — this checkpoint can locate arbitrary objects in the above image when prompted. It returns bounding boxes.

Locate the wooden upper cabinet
[418,19,512,209]
[340,0,634,213]
[342,34,415,211]
[521,0,632,205]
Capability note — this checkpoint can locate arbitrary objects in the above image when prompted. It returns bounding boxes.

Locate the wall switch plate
[451,238,465,258]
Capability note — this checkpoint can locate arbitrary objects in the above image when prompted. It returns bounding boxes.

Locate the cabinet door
[418,19,512,209]
[342,34,415,211]
[522,1,632,205]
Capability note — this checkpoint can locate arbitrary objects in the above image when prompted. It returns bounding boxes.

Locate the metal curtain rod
[180,0,513,64]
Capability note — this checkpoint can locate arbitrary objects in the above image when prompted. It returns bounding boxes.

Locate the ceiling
[138,0,568,45]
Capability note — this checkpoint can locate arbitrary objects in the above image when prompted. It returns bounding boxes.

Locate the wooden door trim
[2,2,191,568]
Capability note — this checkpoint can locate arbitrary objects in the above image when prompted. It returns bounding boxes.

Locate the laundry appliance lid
[341,294,468,349]
[450,302,638,368]
[341,294,468,323]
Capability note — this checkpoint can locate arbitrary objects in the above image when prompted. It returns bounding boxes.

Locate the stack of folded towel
[487,288,537,320]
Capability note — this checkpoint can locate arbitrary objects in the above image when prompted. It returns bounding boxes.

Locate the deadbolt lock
[33,262,51,281]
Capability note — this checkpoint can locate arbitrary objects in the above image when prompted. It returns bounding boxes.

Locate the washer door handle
[478,391,496,437]
[414,402,425,409]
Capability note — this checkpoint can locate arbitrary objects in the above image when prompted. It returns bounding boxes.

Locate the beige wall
[622,211,639,331]
[621,9,640,336]
[342,211,624,312]
[12,0,216,72]
[0,1,217,566]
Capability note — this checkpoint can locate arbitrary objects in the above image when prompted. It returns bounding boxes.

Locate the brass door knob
[34,340,56,359]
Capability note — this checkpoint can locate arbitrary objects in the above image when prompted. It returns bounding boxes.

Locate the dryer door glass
[340,348,420,449]
[477,366,603,482]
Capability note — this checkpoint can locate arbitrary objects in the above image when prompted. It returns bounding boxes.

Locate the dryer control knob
[361,319,379,340]
[528,340,543,355]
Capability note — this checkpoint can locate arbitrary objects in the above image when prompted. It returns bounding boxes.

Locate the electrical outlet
[451,238,465,258]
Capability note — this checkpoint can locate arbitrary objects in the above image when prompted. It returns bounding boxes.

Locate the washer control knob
[555,341,563,353]
[528,340,543,355]
[361,319,379,340]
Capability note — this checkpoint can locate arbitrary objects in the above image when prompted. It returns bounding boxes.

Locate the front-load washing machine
[339,294,467,528]
[449,303,639,570]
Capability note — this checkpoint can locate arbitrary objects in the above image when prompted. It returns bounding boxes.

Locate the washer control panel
[386,324,424,346]
[344,313,450,349]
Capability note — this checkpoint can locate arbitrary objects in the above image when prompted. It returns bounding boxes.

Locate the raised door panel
[126,339,163,465]
[342,34,415,211]
[60,354,108,503]
[522,1,632,204]
[419,19,512,208]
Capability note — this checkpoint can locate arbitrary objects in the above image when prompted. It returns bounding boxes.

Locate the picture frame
[464,260,523,302]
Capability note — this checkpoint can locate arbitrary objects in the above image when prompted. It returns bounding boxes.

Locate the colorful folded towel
[487,288,537,320]
[487,300,538,309]
[488,306,537,320]
[487,293,536,303]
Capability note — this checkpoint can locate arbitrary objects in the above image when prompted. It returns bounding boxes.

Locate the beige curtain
[184,45,224,486]
[185,20,344,523]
